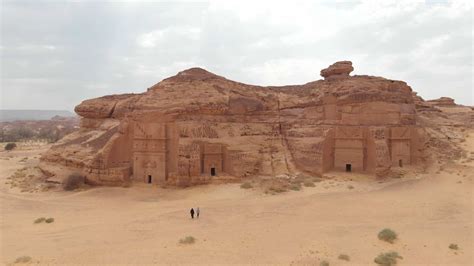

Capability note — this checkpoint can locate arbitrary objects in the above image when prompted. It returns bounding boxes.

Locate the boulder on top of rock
[320,61,354,80]
[427,97,456,107]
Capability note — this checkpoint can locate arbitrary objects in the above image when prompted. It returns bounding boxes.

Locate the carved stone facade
[132,122,175,184]
[41,61,431,186]
[312,125,420,176]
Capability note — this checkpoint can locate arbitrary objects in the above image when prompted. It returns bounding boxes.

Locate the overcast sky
[1,0,472,110]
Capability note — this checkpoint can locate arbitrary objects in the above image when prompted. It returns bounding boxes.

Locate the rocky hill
[40,61,473,186]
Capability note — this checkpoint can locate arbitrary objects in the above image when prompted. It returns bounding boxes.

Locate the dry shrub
[320,260,329,266]
[374,251,402,265]
[290,183,301,191]
[240,182,253,189]
[263,179,290,194]
[5,142,17,151]
[312,177,323,182]
[62,173,85,191]
[449,243,459,250]
[179,236,196,244]
[15,256,32,263]
[338,254,350,261]
[45,217,54,223]
[268,186,287,193]
[304,181,315,187]
[34,217,46,224]
[378,228,397,243]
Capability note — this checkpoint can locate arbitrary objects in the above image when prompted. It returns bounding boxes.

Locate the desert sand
[0,133,472,265]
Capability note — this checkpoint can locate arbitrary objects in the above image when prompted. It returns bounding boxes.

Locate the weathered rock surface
[426,97,456,107]
[40,61,471,186]
[320,61,354,80]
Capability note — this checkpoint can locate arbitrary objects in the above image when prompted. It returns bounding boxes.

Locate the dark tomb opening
[346,164,352,172]
[211,167,216,176]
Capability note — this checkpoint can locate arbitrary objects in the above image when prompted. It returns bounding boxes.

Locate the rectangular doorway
[345,164,352,172]
[211,167,216,176]
[147,175,152,184]
[399,159,403,167]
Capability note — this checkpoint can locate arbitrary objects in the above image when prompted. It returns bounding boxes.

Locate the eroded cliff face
[41,61,438,186]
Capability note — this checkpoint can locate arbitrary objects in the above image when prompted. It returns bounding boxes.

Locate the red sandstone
[41,61,461,186]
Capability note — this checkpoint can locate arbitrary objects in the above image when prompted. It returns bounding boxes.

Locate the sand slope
[0,138,473,265]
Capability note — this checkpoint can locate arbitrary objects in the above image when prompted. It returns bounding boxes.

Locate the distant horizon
[0,109,76,122]
[0,109,74,111]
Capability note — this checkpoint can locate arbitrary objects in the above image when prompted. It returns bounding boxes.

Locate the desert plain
[0,132,472,265]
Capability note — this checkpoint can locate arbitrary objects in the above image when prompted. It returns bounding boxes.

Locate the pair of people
[190,207,200,219]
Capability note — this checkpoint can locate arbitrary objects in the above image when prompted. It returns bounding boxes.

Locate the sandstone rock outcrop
[320,61,354,80]
[41,61,435,186]
[426,97,456,107]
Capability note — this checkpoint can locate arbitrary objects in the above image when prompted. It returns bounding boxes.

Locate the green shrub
[303,181,315,187]
[320,260,329,266]
[240,182,253,189]
[374,251,402,265]
[338,254,350,261]
[179,236,196,244]
[62,173,85,191]
[15,256,32,263]
[449,243,459,250]
[5,142,17,151]
[378,228,397,243]
[45,217,54,223]
[34,217,46,224]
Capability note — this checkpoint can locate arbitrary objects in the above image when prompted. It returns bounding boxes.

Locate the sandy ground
[0,138,473,265]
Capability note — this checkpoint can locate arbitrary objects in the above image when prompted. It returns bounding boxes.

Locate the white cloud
[1,0,472,109]
[137,27,202,48]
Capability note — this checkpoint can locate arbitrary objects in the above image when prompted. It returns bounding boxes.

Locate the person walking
[196,207,200,218]
[190,208,195,219]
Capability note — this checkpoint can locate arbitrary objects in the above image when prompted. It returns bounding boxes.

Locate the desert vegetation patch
[378,228,398,243]
[179,236,196,245]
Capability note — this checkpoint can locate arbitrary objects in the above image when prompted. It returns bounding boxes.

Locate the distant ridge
[0,110,75,122]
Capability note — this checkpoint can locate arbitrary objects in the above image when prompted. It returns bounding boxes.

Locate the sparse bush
[269,186,287,193]
[290,184,301,191]
[45,217,54,223]
[304,181,315,187]
[34,217,46,224]
[62,173,85,191]
[347,185,354,189]
[378,228,397,243]
[15,256,32,263]
[179,236,196,244]
[338,254,350,261]
[374,251,402,265]
[320,260,329,266]
[240,182,253,189]
[5,142,17,151]
[449,243,459,250]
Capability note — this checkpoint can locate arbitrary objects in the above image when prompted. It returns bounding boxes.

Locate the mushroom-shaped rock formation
[320,61,354,80]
